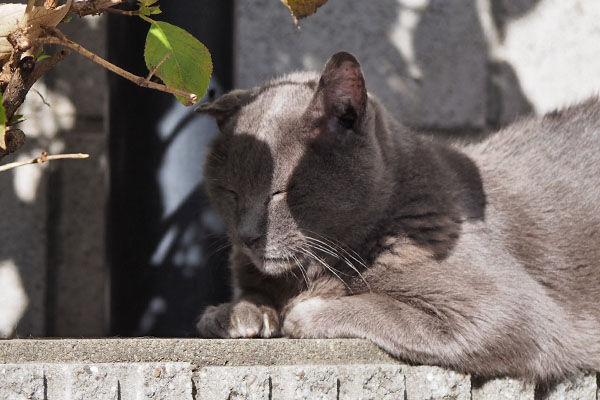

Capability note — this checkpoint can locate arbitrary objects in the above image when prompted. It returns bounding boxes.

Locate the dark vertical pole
[107,1,233,336]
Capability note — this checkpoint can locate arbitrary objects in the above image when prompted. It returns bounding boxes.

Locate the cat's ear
[195,88,257,125]
[309,51,367,131]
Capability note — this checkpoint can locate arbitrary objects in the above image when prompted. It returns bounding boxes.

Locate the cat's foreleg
[281,292,514,377]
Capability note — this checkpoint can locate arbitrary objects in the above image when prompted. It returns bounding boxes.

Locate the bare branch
[36,30,198,104]
[1,50,69,137]
[67,0,125,17]
[0,152,90,173]
[2,56,35,120]
[101,7,139,17]
[29,48,70,84]
[0,129,27,160]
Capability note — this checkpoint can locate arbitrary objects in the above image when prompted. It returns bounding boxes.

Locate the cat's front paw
[283,297,330,338]
[196,301,280,339]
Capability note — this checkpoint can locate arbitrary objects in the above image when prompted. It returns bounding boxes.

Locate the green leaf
[148,6,161,15]
[0,91,6,151]
[35,49,50,62]
[62,15,72,23]
[144,21,212,105]
[137,0,161,16]
[10,114,24,124]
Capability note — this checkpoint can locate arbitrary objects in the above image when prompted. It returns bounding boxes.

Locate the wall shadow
[108,0,234,336]
[410,0,539,137]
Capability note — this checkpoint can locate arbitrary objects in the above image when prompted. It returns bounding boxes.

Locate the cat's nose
[240,235,261,249]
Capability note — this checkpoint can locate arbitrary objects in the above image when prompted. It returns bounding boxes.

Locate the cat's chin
[260,257,296,276]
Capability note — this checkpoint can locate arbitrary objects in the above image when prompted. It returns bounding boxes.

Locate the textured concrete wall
[0,14,108,337]
[236,0,600,132]
[2,0,600,347]
[2,363,598,399]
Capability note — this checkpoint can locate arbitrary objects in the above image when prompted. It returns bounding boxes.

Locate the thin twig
[29,49,70,84]
[44,0,59,9]
[146,51,170,81]
[35,32,198,105]
[0,152,90,173]
[101,7,139,16]
[23,0,36,26]
[30,88,51,108]
[67,0,125,17]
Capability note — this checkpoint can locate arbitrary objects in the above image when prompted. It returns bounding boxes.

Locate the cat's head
[197,52,392,276]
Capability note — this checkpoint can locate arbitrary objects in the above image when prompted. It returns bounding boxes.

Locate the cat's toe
[197,301,281,338]
[196,304,232,338]
[229,301,281,338]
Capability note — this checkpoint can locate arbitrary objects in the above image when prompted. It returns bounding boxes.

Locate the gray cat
[195,51,600,383]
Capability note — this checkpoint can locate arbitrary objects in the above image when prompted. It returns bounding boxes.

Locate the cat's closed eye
[265,189,286,206]
[217,186,238,201]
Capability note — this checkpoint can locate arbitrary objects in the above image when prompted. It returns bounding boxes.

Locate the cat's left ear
[195,88,257,126]
[308,51,367,131]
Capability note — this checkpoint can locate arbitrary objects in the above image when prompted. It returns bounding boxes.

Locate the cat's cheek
[282,297,329,338]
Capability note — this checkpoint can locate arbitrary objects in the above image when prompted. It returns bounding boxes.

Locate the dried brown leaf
[0,0,71,62]
[0,3,26,62]
[281,0,328,23]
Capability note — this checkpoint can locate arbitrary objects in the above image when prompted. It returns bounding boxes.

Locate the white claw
[263,312,272,337]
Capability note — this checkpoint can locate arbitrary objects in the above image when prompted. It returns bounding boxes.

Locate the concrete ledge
[1,339,598,399]
[0,338,395,365]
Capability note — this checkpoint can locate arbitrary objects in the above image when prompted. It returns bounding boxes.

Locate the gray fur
[195,51,600,383]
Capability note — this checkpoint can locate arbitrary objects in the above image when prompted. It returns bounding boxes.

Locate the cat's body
[196,52,600,383]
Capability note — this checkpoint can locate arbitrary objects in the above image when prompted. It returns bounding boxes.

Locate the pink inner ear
[330,61,366,112]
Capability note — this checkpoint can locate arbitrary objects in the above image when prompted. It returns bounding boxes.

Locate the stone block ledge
[0,338,598,399]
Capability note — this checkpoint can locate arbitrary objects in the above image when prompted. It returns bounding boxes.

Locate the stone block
[337,364,405,399]
[50,14,107,126]
[405,365,470,400]
[195,366,271,400]
[0,364,45,400]
[136,362,193,400]
[49,133,107,337]
[499,0,600,114]
[45,364,117,400]
[0,166,48,337]
[539,373,597,400]
[271,365,339,399]
[235,0,487,130]
[42,362,192,399]
[472,377,535,400]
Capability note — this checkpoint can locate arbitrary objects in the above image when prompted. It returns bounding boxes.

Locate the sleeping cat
[195,51,600,383]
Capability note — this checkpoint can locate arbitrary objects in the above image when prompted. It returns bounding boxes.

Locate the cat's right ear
[308,51,367,132]
[195,88,257,126]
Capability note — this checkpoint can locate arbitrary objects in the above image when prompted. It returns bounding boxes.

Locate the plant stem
[145,51,171,81]
[0,152,90,173]
[36,33,197,105]
[67,0,125,17]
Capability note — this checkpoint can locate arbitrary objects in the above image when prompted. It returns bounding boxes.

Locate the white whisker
[305,231,369,270]
[305,237,371,291]
[298,247,354,293]
[291,252,311,289]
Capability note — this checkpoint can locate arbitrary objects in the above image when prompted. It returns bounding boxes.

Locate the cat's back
[455,98,600,310]
[465,97,600,192]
